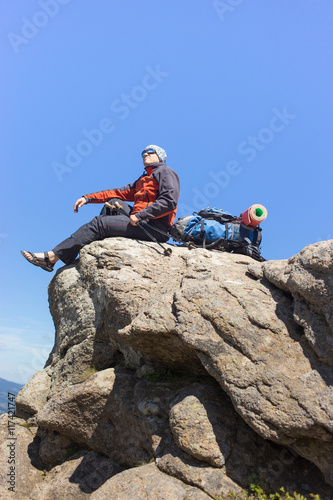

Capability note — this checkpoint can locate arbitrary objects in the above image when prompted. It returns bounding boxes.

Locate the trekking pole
[106,202,195,250]
[105,201,172,256]
[105,204,189,246]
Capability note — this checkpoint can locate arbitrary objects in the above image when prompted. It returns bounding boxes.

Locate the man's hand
[74,197,87,213]
[129,214,140,226]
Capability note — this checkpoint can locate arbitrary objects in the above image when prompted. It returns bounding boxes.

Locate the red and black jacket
[84,162,180,227]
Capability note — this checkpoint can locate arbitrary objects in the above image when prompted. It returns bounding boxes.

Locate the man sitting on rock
[21,145,180,272]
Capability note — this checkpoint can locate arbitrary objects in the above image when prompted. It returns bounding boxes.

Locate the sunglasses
[141,148,156,157]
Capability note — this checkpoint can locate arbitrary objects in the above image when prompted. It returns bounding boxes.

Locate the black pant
[52,199,169,265]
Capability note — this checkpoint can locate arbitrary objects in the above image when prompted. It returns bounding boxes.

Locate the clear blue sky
[1,0,332,384]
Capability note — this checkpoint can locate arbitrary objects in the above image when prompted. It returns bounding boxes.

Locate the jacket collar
[144,161,163,175]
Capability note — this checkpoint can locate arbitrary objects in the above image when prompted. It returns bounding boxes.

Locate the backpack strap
[200,219,205,239]
[185,219,202,241]
[225,224,229,241]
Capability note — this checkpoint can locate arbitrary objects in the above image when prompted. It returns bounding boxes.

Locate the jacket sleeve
[83,179,140,203]
[136,166,180,221]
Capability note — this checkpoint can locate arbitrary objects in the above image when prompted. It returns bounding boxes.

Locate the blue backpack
[170,207,264,261]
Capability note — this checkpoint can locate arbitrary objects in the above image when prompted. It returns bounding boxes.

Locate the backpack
[169,207,265,261]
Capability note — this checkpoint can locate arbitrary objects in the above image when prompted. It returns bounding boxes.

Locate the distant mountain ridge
[0,377,23,415]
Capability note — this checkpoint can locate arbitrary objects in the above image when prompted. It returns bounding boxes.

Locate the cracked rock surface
[7,238,333,499]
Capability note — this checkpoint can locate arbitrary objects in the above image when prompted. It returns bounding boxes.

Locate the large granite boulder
[11,238,333,498]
